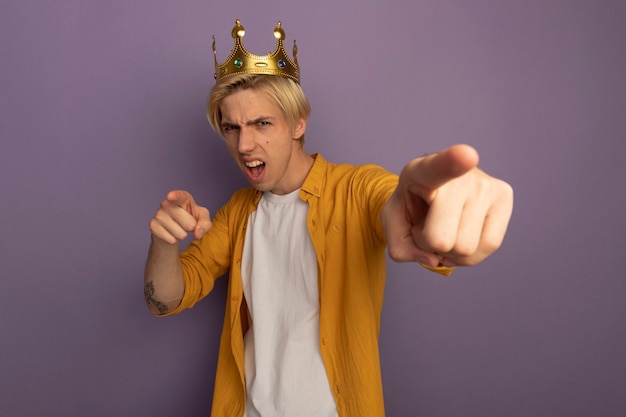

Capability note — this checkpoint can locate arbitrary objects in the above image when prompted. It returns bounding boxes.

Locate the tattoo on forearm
[144,281,169,314]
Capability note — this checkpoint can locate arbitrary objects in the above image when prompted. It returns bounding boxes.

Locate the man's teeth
[245,161,264,167]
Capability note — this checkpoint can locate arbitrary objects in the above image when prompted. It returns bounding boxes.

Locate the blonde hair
[207,74,311,144]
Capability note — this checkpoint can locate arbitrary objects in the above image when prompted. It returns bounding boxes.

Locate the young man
[144,20,513,417]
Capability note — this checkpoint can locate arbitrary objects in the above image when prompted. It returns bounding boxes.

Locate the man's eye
[257,121,270,126]
[223,125,239,132]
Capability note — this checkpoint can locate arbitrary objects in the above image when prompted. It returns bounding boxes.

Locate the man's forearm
[143,236,185,315]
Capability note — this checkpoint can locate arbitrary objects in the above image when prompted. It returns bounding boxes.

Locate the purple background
[1,0,625,416]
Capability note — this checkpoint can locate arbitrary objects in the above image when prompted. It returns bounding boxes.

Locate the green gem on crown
[234,59,243,68]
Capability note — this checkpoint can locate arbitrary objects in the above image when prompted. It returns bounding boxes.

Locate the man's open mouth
[245,160,265,178]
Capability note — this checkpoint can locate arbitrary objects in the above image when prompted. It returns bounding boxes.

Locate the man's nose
[238,127,256,153]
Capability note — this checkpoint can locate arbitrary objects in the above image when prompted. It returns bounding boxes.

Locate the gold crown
[213,19,300,84]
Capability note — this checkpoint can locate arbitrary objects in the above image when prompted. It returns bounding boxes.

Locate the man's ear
[292,117,307,140]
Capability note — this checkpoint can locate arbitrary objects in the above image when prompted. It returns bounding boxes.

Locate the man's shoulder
[309,154,398,201]
[323,158,397,183]
[215,187,260,218]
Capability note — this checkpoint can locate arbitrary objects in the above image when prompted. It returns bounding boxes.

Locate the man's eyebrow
[220,121,238,129]
[245,116,275,125]
[221,116,276,129]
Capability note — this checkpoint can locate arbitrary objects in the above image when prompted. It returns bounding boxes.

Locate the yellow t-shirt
[166,154,453,417]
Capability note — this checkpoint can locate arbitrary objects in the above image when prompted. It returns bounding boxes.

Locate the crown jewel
[213,19,300,83]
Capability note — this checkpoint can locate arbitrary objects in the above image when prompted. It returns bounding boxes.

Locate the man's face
[219,88,308,195]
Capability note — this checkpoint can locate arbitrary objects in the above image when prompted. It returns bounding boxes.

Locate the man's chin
[249,181,270,192]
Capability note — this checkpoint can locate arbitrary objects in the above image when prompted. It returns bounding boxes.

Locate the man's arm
[381,144,514,267]
[144,190,212,315]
